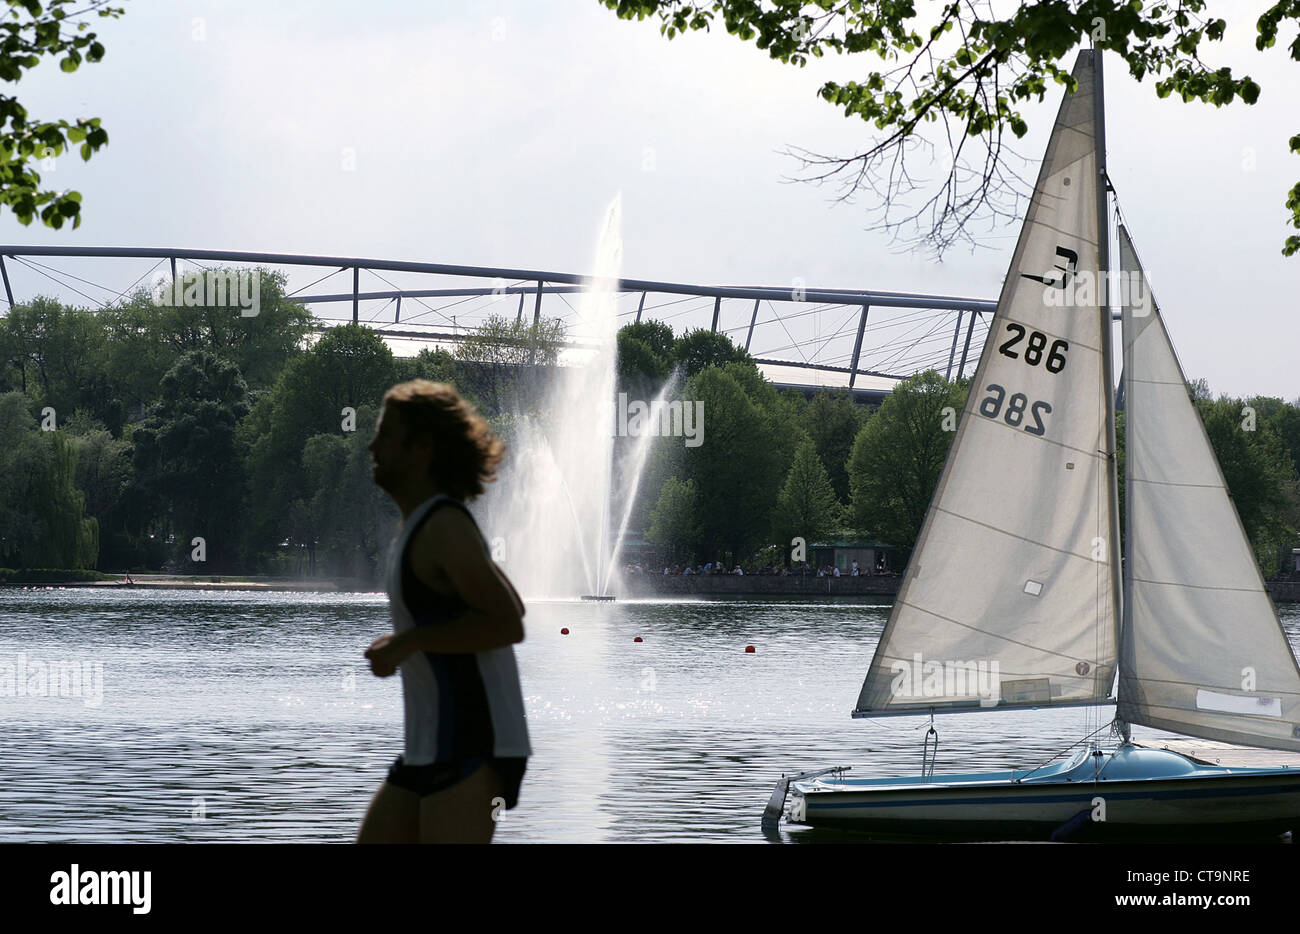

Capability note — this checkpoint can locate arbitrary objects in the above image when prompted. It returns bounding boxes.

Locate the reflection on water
[1,588,1297,842]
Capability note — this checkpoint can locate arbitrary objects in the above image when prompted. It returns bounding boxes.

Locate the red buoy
[633,636,643,643]
[745,645,756,653]
[561,628,570,635]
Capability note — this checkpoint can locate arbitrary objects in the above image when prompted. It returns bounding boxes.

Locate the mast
[1092,48,1127,740]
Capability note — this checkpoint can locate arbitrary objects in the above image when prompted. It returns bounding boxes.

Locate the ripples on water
[2,588,1297,843]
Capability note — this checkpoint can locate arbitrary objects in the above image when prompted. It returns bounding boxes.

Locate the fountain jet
[481,194,667,601]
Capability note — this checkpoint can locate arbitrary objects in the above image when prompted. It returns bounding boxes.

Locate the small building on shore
[808,540,895,575]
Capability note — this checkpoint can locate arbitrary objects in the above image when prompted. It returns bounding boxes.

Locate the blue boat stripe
[805,781,1300,809]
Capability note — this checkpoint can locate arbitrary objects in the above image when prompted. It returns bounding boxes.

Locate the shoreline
[623,574,1300,604]
[1,574,360,593]
[4,573,1299,603]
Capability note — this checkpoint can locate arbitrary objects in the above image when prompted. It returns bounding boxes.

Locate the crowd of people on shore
[624,559,893,578]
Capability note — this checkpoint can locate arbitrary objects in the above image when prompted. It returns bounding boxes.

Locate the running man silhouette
[358,380,530,843]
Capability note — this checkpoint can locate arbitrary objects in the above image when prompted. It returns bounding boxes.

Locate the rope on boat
[921,709,939,780]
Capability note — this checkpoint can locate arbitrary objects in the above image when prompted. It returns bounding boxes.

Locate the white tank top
[386,495,531,764]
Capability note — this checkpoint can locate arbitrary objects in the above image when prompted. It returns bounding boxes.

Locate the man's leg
[418,763,506,844]
[357,781,420,843]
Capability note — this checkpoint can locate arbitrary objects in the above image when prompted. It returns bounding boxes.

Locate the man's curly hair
[381,380,505,501]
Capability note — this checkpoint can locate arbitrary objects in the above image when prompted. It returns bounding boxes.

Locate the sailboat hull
[787,746,1300,840]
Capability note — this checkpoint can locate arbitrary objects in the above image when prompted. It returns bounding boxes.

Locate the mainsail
[855,50,1120,716]
[1116,226,1300,750]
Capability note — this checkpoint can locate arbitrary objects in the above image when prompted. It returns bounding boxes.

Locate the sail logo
[614,393,704,447]
[1022,245,1151,316]
[889,653,1001,707]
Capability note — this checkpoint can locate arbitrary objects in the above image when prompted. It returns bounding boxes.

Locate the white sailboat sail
[855,50,1120,716]
[1117,226,1300,750]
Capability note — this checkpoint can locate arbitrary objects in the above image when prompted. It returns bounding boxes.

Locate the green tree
[0,296,121,430]
[1196,395,1299,577]
[600,1,1300,256]
[455,313,566,415]
[68,423,134,568]
[771,439,841,562]
[646,475,702,564]
[0,391,96,568]
[298,404,396,583]
[84,272,312,429]
[241,324,397,565]
[98,300,187,425]
[680,365,784,563]
[733,361,811,499]
[633,346,807,564]
[396,347,460,387]
[1250,395,1300,477]
[617,328,671,398]
[804,388,866,502]
[0,0,121,229]
[125,269,311,391]
[672,327,753,379]
[27,428,97,568]
[847,370,967,554]
[621,320,676,360]
[617,320,676,400]
[130,351,251,572]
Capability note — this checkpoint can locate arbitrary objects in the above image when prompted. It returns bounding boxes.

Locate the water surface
[2,588,1296,843]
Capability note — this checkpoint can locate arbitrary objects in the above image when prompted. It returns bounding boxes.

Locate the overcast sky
[5,0,1298,398]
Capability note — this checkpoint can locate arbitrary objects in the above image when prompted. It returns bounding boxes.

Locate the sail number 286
[979,384,1051,436]
[999,324,1068,373]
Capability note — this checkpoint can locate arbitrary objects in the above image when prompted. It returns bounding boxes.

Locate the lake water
[2,588,1297,843]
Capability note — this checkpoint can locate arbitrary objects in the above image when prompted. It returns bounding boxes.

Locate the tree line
[622,324,1300,578]
[0,278,559,581]
[1,284,1297,582]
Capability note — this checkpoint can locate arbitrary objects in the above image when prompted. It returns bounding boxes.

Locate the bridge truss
[0,246,996,399]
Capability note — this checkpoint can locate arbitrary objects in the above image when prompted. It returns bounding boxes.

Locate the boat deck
[1140,739,1300,769]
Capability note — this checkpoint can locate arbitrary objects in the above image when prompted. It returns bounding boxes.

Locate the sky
[4,0,1298,398]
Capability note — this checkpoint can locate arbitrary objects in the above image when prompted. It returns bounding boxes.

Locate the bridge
[0,246,997,401]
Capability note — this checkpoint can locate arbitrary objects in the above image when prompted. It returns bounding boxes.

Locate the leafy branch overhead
[601,0,1300,257]
[0,0,122,230]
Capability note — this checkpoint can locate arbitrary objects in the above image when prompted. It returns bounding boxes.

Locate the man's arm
[496,561,525,618]
[370,508,524,668]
